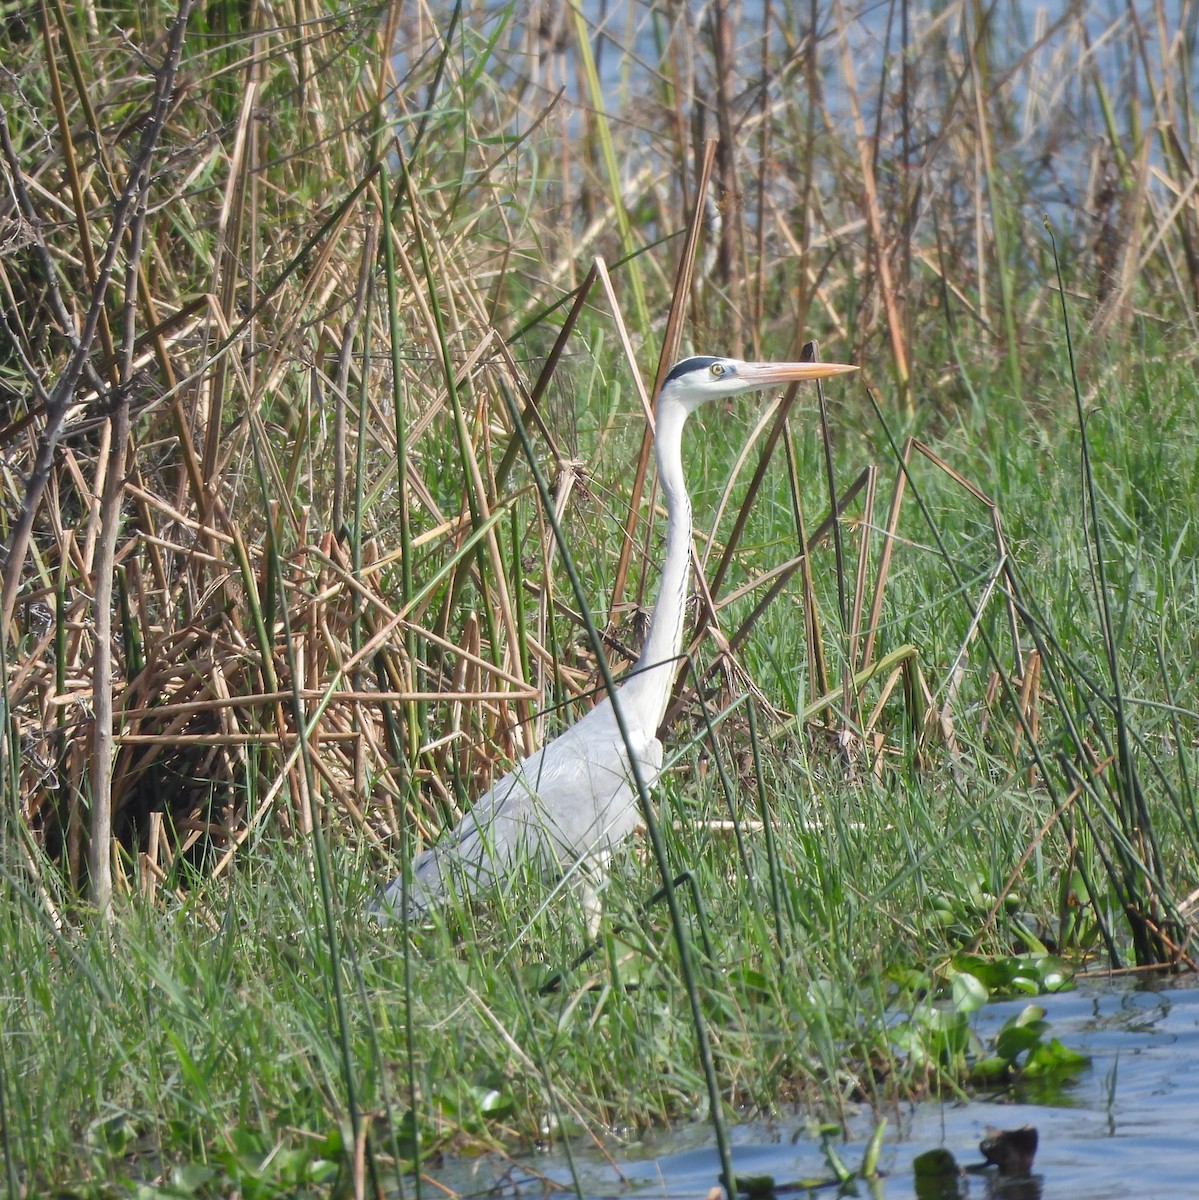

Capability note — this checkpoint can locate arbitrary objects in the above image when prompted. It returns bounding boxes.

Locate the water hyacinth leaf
[969,1054,1012,1082]
[949,953,1068,997]
[889,966,934,995]
[736,1174,777,1199]
[950,971,989,1014]
[914,1003,969,1035]
[1012,1004,1048,1028]
[995,1021,1046,1063]
[949,953,1006,989]
[1034,959,1072,991]
[472,1083,514,1118]
[1010,924,1052,957]
[912,1147,960,1178]
[904,1006,974,1068]
[890,1023,929,1065]
[1022,1038,1090,1078]
[1006,974,1042,996]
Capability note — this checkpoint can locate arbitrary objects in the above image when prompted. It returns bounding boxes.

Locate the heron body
[377,354,855,920]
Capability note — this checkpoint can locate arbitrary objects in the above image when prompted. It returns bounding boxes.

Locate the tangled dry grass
[2,0,1196,929]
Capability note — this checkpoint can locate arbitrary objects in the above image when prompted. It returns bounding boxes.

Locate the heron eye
[710,363,725,377]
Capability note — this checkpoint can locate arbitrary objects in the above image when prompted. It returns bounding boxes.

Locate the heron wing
[390,698,661,914]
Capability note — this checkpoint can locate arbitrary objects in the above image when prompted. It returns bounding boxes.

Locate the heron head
[659,355,857,413]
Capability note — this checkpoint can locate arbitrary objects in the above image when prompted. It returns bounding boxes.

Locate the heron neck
[620,396,692,733]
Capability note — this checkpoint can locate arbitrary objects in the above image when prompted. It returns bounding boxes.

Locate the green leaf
[995,1022,1044,1062]
[737,966,773,997]
[1023,1038,1090,1077]
[969,1055,1011,1082]
[950,971,989,1014]
[860,1118,887,1178]
[736,1173,777,1198]
[172,1164,217,1192]
[1012,1003,1047,1027]
[913,1147,959,1177]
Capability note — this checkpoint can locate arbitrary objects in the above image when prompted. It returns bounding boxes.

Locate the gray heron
[376,355,857,921]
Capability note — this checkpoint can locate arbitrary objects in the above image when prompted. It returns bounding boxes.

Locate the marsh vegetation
[1,0,1197,1194]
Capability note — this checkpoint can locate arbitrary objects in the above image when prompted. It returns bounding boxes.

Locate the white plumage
[376,354,856,920]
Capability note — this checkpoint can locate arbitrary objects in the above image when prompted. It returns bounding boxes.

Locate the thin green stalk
[1088,42,1131,186]
[747,700,788,946]
[816,373,848,635]
[245,415,377,1195]
[692,681,754,889]
[510,505,530,686]
[392,147,507,679]
[965,7,1021,400]
[54,556,70,882]
[862,388,1071,883]
[507,964,586,1200]
[228,525,278,694]
[497,380,738,1199]
[494,263,597,492]
[565,0,650,341]
[1047,221,1170,962]
[0,935,16,1199]
[351,220,375,600]
[379,162,422,770]
[1156,633,1198,846]
[379,181,412,611]
[343,215,412,1197]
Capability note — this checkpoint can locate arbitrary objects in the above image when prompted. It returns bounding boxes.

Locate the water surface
[428,979,1199,1199]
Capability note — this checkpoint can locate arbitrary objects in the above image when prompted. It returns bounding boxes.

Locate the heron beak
[737,361,858,386]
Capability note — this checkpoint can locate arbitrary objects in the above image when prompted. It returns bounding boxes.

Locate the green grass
[5,347,1197,1195]
[2,0,1199,1193]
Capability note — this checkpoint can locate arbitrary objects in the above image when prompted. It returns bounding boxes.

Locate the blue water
[427,980,1199,1199]
[392,1,1187,247]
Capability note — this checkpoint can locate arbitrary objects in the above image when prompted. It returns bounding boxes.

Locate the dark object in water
[979,1125,1039,1175]
[912,1148,964,1200]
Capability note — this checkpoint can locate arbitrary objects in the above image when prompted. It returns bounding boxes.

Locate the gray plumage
[375,354,856,920]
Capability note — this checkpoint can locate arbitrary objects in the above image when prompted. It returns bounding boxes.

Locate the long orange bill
[737,361,858,385]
